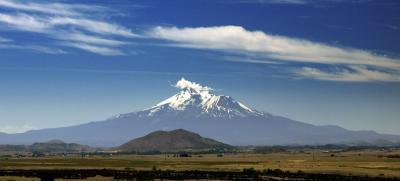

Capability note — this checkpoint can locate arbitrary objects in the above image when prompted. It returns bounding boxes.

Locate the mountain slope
[143,78,262,119]
[29,140,95,153]
[0,78,399,146]
[118,129,231,152]
[0,140,95,153]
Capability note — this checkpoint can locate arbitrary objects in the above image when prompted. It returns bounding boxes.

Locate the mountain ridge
[0,78,399,147]
[117,129,232,152]
[0,140,95,153]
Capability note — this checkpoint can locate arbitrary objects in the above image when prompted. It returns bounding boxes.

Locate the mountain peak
[145,78,262,118]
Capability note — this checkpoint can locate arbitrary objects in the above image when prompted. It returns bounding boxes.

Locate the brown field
[1,149,399,179]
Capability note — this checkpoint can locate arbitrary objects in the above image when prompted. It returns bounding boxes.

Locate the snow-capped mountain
[1,78,400,147]
[120,78,263,119]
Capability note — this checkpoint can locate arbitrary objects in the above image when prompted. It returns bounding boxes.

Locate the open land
[0,149,399,180]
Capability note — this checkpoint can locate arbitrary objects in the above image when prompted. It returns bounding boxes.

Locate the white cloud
[0,44,66,54]
[176,78,213,92]
[0,13,138,37]
[26,45,67,54]
[0,0,102,16]
[62,42,124,56]
[0,13,48,32]
[49,17,138,38]
[149,26,400,69]
[295,66,400,82]
[223,56,284,64]
[149,25,400,82]
[0,0,137,55]
[54,32,127,47]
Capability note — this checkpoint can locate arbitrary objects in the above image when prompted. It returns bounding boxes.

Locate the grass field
[1,149,399,179]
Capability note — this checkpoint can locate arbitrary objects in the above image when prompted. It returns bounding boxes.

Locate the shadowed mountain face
[118,129,231,152]
[0,78,399,147]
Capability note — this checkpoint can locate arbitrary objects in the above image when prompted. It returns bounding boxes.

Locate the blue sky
[0,0,399,134]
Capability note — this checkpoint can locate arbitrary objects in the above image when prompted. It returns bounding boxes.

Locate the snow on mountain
[144,78,263,118]
[1,78,400,147]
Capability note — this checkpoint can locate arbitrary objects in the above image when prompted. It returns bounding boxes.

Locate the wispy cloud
[0,0,137,55]
[149,26,399,69]
[223,56,284,64]
[0,0,104,16]
[149,25,400,82]
[296,66,400,82]
[0,13,48,32]
[48,17,137,38]
[62,42,124,56]
[0,36,12,42]
[54,32,127,47]
[235,0,371,5]
[385,24,400,31]
[0,44,66,54]
[236,0,307,4]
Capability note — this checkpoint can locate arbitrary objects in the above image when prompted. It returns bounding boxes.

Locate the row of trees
[0,168,398,181]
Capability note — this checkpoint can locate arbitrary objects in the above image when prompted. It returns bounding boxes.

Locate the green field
[1,149,400,179]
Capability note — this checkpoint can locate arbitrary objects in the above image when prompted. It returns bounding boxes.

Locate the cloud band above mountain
[1,0,399,82]
[149,26,400,82]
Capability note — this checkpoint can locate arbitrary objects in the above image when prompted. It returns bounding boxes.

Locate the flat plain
[1,149,399,179]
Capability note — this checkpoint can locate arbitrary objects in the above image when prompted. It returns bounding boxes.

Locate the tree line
[0,168,398,181]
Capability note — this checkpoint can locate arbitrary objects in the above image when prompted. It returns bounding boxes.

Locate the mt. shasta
[1,78,399,146]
